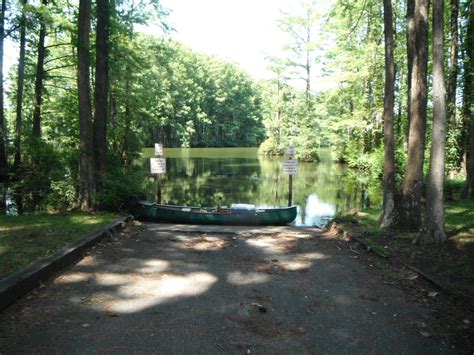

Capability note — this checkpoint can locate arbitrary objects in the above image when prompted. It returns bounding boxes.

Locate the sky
[154,0,336,91]
[4,0,288,84]
[4,0,334,90]
[157,0,289,80]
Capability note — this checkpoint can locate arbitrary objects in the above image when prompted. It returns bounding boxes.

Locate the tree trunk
[446,0,459,128]
[123,72,131,167]
[0,0,6,213]
[401,0,429,230]
[305,20,311,107]
[417,0,447,243]
[14,0,27,172]
[460,43,468,176]
[93,0,109,183]
[32,0,48,138]
[461,1,474,198]
[13,0,27,214]
[381,0,397,228]
[406,0,415,141]
[77,0,95,210]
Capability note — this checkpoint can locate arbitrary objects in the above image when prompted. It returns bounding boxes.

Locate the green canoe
[132,201,297,226]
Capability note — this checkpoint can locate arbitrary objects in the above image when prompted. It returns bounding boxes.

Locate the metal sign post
[283,146,297,207]
[156,174,162,204]
[150,144,166,204]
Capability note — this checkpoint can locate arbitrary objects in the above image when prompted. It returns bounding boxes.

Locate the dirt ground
[0,222,466,354]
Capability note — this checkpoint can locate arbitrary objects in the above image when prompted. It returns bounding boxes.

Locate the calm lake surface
[141,147,381,227]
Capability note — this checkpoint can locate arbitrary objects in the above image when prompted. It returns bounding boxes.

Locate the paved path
[0,223,454,354]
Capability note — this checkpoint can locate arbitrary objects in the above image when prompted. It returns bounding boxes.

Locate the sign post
[283,146,297,207]
[150,144,166,204]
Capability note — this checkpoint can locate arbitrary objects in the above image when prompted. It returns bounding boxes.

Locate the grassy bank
[334,197,474,298]
[0,212,117,279]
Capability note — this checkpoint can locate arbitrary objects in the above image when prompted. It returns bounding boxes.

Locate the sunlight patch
[138,259,170,273]
[245,237,282,254]
[300,252,329,260]
[109,272,217,313]
[176,235,232,251]
[55,272,89,284]
[245,235,300,253]
[77,255,98,267]
[95,272,128,286]
[227,271,270,285]
[280,260,312,271]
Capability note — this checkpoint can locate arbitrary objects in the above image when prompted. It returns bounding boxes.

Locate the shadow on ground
[0,223,455,354]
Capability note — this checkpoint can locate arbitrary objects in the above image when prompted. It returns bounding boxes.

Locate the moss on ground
[0,212,117,278]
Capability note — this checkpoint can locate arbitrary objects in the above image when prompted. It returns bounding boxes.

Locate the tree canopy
[0,0,473,241]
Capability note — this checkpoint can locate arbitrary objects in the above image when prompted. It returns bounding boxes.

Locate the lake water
[141,147,381,227]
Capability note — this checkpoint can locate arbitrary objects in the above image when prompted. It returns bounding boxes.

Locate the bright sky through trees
[159,0,288,80]
[158,0,335,90]
[4,0,335,90]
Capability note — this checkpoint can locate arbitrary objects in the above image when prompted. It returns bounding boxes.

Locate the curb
[0,215,132,312]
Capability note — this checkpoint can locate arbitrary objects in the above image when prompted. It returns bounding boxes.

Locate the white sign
[154,143,164,156]
[150,158,166,174]
[283,159,298,175]
[287,146,295,158]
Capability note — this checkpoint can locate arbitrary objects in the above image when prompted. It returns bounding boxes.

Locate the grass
[334,196,474,297]
[0,212,118,279]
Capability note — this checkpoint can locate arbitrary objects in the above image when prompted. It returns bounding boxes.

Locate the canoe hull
[133,202,297,226]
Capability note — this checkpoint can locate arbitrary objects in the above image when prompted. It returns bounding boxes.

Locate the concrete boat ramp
[0,222,454,354]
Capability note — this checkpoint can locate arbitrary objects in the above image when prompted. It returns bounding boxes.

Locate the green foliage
[2,0,469,215]
[345,146,407,182]
[4,10,266,212]
[259,137,284,156]
[258,81,320,162]
[94,156,145,211]
[11,138,67,211]
[109,36,265,150]
[45,178,77,211]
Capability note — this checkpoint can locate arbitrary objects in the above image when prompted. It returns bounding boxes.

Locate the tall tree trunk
[276,77,281,145]
[13,0,27,214]
[401,0,429,230]
[461,1,474,198]
[32,0,48,138]
[396,68,404,139]
[93,0,109,183]
[123,72,131,167]
[77,0,95,210]
[417,0,447,243]
[406,0,415,141]
[0,0,7,213]
[14,0,27,172]
[446,0,459,128]
[305,21,311,107]
[381,0,397,228]
[460,44,468,176]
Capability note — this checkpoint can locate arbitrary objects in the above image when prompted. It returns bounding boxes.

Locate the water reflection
[141,148,381,227]
[304,194,336,227]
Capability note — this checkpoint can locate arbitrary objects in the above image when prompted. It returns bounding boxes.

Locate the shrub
[94,166,144,212]
[258,137,284,156]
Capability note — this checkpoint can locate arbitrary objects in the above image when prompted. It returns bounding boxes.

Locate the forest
[0,0,473,244]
